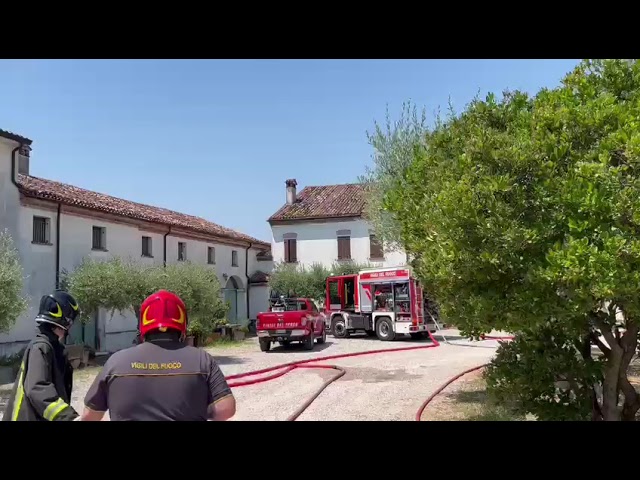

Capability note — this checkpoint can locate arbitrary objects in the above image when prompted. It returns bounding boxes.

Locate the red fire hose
[414,363,489,421]
[225,331,513,421]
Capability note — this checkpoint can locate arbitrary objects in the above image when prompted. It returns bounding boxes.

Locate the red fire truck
[325,266,434,341]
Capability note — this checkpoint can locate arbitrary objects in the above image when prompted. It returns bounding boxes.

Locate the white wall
[270,218,407,271]
[0,138,28,355]
[0,194,272,355]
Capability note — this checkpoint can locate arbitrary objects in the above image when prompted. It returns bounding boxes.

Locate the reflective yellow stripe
[10,362,26,421]
[43,398,69,421]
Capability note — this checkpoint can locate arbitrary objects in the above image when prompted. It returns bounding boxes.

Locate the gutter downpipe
[12,145,63,292]
[10,145,22,190]
[55,203,61,288]
[163,226,172,267]
[245,242,252,322]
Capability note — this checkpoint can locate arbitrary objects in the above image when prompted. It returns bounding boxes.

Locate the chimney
[17,145,31,175]
[285,179,297,205]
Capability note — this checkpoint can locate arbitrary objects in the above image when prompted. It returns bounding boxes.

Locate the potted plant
[0,352,21,385]
[233,325,249,341]
[187,316,228,348]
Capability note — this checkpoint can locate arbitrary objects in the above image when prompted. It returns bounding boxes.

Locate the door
[327,279,341,311]
[225,289,238,323]
[343,277,356,310]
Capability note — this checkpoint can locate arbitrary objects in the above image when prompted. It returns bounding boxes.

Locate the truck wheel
[376,318,395,341]
[304,331,315,350]
[317,327,327,344]
[332,316,350,338]
[259,339,271,352]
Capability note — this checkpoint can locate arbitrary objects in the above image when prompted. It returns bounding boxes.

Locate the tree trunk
[619,322,639,421]
[601,349,622,420]
[594,313,639,421]
[581,334,603,421]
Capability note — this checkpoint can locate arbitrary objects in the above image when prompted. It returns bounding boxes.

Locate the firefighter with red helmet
[79,290,236,421]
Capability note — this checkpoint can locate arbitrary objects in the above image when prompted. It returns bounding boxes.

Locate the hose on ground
[225,331,514,421]
[414,363,490,421]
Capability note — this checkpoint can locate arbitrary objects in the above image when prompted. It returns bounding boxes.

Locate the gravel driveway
[66,329,503,421]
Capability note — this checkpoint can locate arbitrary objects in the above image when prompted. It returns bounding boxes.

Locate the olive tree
[377,59,640,420]
[0,230,28,333]
[360,101,428,251]
[64,257,228,340]
[268,261,374,305]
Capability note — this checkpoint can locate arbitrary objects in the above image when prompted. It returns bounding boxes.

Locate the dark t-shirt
[84,340,232,421]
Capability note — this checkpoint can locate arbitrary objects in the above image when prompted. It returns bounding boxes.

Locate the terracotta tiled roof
[268,183,366,222]
[249,271,270,284]
[0,129,33,145]
[17,174,270,248]
[256,250,273,261]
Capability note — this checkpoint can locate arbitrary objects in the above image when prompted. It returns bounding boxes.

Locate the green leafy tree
[268,262,330,302]
[377,59,640,420]
[146,262,228,338]
[268,261,374,305]
[64,258,228,340]
[0,230,28,333]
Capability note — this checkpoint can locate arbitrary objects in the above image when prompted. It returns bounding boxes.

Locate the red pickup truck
[256,298,327,352]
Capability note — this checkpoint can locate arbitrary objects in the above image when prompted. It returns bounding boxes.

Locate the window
[337,235,351,260]
[231,250,238,267]
[141,236,152,257]
[283,233,297,263]
[207,246,216,264]
[92,226,106,250]
[178,242,187,261]
[369,234,384,259]
[284,238,297,263]
[32,216,50,244]
[310,302,319,314]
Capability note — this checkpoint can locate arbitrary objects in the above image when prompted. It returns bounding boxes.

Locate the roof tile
[17,174,269,247]
[268,184,366,222]
[0,129,33,145]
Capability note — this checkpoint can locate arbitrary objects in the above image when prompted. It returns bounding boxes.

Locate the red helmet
[139,290,188,340]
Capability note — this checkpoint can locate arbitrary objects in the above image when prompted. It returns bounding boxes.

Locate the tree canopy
[63,258,228,338]
[268,261,374,304]
[0,230,28,334]
[368,59,640,420]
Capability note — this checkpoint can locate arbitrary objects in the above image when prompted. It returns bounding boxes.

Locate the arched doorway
[224,276,245,324]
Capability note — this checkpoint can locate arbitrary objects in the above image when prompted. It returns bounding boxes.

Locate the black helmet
[35,290,80,331]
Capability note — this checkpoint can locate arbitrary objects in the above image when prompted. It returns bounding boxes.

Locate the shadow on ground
[268,340,336,353]
[210,355,246,365]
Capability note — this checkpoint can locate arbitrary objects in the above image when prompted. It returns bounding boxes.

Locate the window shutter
[338,236,351,260]
[289,239,297,262]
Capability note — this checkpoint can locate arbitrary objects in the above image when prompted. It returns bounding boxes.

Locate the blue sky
[0,59,580,241]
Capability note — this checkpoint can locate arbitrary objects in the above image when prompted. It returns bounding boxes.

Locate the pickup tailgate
[257,311,306,331]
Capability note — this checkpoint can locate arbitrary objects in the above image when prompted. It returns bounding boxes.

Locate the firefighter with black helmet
[2,290,81,421]
[79,289,236,421]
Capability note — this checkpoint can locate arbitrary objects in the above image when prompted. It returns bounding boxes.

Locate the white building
[268,179,407,270]
[0,129,273,356]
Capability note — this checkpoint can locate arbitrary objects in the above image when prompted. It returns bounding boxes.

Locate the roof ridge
[17,174,269,247]
[268,182,366,223]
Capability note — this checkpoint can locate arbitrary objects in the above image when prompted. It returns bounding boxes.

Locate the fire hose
[225,331,513,421]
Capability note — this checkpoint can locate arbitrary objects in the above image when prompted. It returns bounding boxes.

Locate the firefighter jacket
[2,327,79,421]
